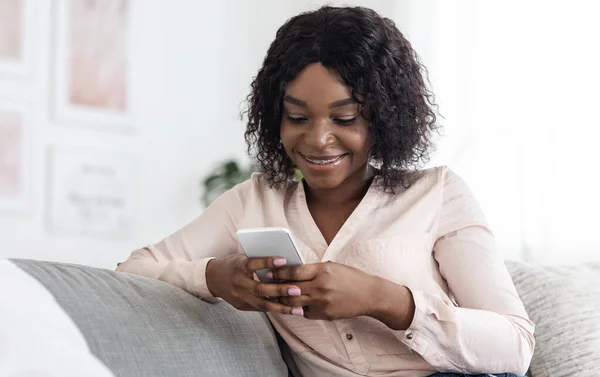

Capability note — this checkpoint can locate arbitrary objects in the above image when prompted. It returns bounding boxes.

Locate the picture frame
[52,0,134,132]
[0,0,33,77]
[0,99,31,213]
[47,145,135,237]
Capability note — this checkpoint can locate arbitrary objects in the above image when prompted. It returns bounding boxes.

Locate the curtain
[395,0,600,262]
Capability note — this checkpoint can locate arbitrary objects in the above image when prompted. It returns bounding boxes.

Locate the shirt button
[406,332,414,340]
[346,333,353,340]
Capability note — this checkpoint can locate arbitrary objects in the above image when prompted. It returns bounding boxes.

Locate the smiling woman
[117,6,534,377]
[280,64,372,193]
[244,6,439,192]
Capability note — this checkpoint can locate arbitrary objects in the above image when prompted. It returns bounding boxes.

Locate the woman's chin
[301,173,345,191]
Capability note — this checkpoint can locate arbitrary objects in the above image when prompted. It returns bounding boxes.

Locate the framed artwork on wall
[52,0,134,131]
[47,145,135,237]
[0,0,33,77]
[0,99,31,212]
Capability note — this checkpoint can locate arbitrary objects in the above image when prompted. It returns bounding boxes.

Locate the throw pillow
[507,260,600,377]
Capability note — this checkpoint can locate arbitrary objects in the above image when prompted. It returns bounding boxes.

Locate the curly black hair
[244,6,439,191]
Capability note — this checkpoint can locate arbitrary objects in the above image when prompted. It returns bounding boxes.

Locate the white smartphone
[236,227,305,283]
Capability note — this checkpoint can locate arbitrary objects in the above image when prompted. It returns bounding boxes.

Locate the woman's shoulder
[381,165,470,202]
[412,166,480,209]
[234,172,297,200]
[405,165,464,189]
[393,165,447,191]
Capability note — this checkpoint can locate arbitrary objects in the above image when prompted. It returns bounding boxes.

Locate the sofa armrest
[11,258,288,377]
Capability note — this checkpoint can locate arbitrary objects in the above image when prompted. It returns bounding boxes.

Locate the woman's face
[280,63,372,191]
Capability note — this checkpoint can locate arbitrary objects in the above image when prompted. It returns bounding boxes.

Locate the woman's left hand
[270,261,382,320]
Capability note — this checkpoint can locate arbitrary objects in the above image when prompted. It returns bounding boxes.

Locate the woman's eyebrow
[283,95,356,109]
[283,95,308,108]
[328,98,355,109]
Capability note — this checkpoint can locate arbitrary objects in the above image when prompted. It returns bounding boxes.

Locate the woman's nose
[305,121,335,149]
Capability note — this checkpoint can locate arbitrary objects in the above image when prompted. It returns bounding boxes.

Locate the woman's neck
[304,164,376,207]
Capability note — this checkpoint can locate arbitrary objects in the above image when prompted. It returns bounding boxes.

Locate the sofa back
[506,260,600,377]
[11,259,289,377]
[12,258,600,377]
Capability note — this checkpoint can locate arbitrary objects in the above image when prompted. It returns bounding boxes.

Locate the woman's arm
[369,227,534,375]
[369,168,535,376]
[367,279,415,331]
[116,179,249,302]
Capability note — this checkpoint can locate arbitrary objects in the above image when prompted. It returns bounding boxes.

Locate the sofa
[6,258,600,377]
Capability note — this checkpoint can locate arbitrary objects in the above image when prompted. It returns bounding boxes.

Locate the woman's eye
[287,116,309,123]
[334,117,358,126]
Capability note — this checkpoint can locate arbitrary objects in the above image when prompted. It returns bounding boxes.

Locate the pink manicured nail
[291,307,304,316]
[288,288,301,296]
[265,271,274,279]
[273,258,287,267]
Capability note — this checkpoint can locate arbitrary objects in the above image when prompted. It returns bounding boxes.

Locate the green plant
[201,160,255,207]
[201,159,304,207]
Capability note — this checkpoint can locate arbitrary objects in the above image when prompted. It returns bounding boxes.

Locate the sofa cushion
[11,259,288,377]
[506,260,600,377]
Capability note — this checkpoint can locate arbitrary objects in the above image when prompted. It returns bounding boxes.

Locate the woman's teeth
[304,156,342,164]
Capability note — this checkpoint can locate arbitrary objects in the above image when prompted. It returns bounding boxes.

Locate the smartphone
[236,227,305,283]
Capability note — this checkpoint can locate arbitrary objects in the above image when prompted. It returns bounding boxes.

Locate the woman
[117,6,534,377]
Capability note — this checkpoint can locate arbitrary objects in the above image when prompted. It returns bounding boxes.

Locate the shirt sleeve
[116,177,252,302]
[399,167,535,375]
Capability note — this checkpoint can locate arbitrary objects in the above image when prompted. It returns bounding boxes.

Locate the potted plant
[201,160,304,207]
[201,160,255,207]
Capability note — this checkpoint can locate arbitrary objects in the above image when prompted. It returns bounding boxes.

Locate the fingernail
[291,307,304,316]
[288,288,301,296]
[265,271,274,279]
[273,258,287,267]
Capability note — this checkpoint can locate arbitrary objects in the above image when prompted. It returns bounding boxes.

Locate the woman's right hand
[205,254,305,316]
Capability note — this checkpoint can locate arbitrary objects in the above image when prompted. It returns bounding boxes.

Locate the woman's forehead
[285,64,353,108]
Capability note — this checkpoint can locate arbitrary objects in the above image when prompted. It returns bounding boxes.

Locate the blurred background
[0,0,598,269]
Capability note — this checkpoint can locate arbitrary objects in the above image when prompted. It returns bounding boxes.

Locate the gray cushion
[507,261,600,377]
[11,259,288,377]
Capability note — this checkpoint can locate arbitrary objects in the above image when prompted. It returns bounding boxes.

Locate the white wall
[0,1,253,268]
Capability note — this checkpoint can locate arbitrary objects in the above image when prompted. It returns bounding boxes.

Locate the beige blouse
[117,166,535,377]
